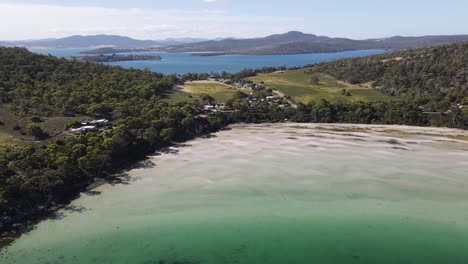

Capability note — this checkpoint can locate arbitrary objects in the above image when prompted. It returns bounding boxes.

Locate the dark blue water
[33,48,385,75]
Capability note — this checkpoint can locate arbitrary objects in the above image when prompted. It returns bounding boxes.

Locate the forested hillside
[0,48,226,225]
[310,43,468,112]
[155,31,468,55]
[0,45,466,242]
[0,47,174,117]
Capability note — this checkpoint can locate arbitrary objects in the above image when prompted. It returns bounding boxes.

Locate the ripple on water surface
[1,124,468,264]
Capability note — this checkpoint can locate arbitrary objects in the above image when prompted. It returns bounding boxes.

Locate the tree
[30,116,43,123]
[200,94,215,105]
[27,124,47,139]
[232,91,248,100]
[65,119,82,129]
[310,76,320,85]
[159,128,174,142]
[231,99,249,112]
[87,103,112,118]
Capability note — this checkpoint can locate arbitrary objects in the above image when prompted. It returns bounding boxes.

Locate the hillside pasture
[164,81,247,104]
[248,69,390,104]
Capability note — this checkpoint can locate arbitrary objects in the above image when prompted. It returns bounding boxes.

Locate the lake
[1,124,467,264]
[33,49,385,74]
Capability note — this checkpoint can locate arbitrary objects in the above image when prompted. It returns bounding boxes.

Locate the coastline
[0,176,120,249]
[1,123,466,250]
[0,133,212,250]
[73,54,162,63]
[229,123,468,138]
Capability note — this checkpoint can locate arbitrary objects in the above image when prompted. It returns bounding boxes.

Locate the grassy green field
[248,69,390,104]
[164,81,246,104]
[162,90,199,104]
[0,105,88,146]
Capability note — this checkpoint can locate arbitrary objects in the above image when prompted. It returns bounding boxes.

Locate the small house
[90,119,109,126]
[70,126,98,135]
[204,105,215,112]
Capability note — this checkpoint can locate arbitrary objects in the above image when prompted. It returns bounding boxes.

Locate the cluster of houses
[68,119,110,135]
[197,77,293,113]
[207,78,229,83]
[207,77,260,90]
[250,94,288,108]
[233,82,256,89]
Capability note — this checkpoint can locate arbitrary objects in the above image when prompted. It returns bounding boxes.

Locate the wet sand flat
[1,124,468,264]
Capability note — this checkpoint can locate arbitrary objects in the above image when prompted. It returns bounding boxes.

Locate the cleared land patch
[0,105,88,146]
[248,69,390,104]
[165,81,246,104]
[381,57,404,63]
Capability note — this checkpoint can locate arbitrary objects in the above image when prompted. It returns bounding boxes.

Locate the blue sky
[0,0,467,40]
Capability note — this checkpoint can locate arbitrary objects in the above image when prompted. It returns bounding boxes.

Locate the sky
[0,0,467,41]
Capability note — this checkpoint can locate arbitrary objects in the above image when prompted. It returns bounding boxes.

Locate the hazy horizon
[0,0,467,41]
[4,31,468,43]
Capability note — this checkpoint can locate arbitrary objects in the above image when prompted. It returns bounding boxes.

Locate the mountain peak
[285,31,316,37]
[285,31,304,35]
[264,31,318,42]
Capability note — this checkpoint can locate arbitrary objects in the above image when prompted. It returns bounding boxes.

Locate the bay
[1,124,467,264]
[33,49,385,74]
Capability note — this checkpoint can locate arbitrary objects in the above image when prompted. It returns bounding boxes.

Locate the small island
[74,54,162,63]
[79,47,134,54]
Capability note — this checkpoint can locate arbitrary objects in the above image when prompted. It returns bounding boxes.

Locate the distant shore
[73,54,162,63]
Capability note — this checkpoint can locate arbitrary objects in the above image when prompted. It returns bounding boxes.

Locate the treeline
[73,54,162,63]
[0,47,176,117]
[0,44,466,230]
[0,102,227,217]
[0,48,227,220]
[308,42,468,112]
[179,66,293,82]
[224,95,430,126]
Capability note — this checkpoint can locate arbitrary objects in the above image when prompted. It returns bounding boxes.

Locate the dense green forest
[308,43,468,113]
[0,44,466,237]
[0,48,227,224]
[0,47,176,117]
[223,90,428,125]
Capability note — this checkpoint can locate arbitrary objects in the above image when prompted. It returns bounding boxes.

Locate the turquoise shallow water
[1,124,468,264]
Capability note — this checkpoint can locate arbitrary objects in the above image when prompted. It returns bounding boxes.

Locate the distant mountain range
[2,32,468,55]
[155,31,468,55]
[0,35,208,49]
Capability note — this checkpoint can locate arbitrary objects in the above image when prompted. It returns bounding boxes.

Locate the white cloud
[0,2,305,40]
[203,0,219,2]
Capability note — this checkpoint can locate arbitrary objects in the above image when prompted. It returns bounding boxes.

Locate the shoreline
[1,123,466,250]
[0,176,121,249]
[229,123,468,136]
[0,137,208,250]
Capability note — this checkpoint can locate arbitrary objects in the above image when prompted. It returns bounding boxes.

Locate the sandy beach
[2,123,467,264]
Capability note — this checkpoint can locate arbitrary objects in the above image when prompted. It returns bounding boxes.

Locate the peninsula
[74,54,162,63]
